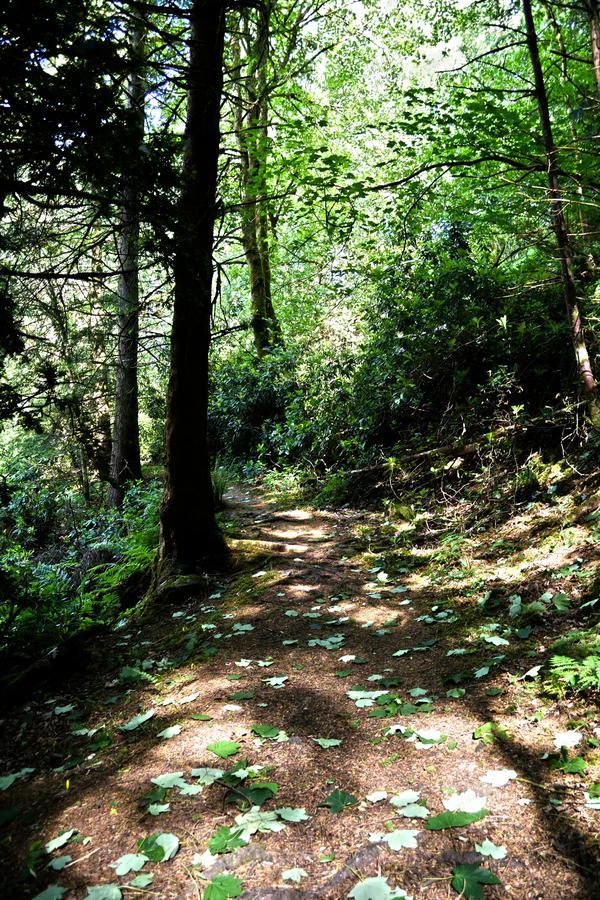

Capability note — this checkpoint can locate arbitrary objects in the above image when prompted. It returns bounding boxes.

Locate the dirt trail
[0,485,598,899]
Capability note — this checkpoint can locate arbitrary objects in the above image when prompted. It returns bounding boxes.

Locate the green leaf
[552,593,570,612]
[157,725,182,740]
[45,829,78,854]
[275,807,309,822]
[136,832,179,862]
[472,722,509,745]
[32,887,67,900]
[191,713,212,721]
[446,688,465,699]
[148,803,170,815]
[396,803,429,819]
[451,864,501,899]
[380,829,419,850]
[151,772,186,789]
[282,868,308,883]
[110,853,148,876]
[348,876,407,899]
[48,855,71,870]
[85,888,123,900]
[207,741,241,759]
[426,809,488,830]
[0,767,35,791]
[551,755,587,774]
[191,767,224,785]
[204,874,244,900]
[252,724,281,739]
[154,832,179,861]
[208,825,247,855]
[119,710,155,732]
[475,839,507,859]
[234,807,285,839]
[128,874,154,888]
[319,789,358,813]
[313,738,342,749]
[230,690,255,701]
[262,676,288,688]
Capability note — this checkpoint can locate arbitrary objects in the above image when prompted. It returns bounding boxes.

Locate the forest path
[1,484,599,899]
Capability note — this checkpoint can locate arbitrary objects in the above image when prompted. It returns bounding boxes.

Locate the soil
[0,484,598,899]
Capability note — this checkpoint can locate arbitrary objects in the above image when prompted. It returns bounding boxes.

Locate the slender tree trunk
[235,4,282,357]
[522,0,600,431]
[157,0,228,575]
[587,0,600,99]
[540,0,594,268]
[108,21,144,506]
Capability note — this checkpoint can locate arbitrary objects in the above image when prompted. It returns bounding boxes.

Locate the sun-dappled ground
[0,483,599,899]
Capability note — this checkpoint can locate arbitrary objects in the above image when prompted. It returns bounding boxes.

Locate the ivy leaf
[366,790,388,803]
[480,769,517,787]
[85,888,122,900]
[348,876,410,899]
[128,874,154,888]
[154,832,179,861]
[33,887,67,900]
[204,874,244,900]
[151,772,186,789]
[551,756,587,774]
[319,789,358,813]
[208,825,248,855]
[230,690,255,701]
[396,803,429,819]
[451,864,501,899]
[191,767,224,785]
[45,829,78,854]
[262,676,288,688]
[137,832,179,862]
[0,767,35,791]
[390,791,420,808]
[447,688,465,699]
[252,724,281,740]
[282,867,308,882]
[148,803,170,816]
[110,853,148,876]
[207,741,241,759]
[443,790,486,813]
[119,710,155,732]
[371,829,419,850]
[275,807,309,822]
[234,807,285,839]
[475,839,507,859]
[426,810,488,830]
[157,725,182,740]
[473,722,509,745]
[48,855,71,871]
[313,738,342,749]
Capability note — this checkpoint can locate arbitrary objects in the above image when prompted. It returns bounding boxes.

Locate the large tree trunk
[157,0,228,575]
[522,0,600,432]
[108,21,144,507]
[235,4,283,357]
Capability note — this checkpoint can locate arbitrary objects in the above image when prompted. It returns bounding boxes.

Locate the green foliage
[0,430,160,653]
[544,627,600,697]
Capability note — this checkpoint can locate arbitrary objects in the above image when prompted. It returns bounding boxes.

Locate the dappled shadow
[1,487,599,897]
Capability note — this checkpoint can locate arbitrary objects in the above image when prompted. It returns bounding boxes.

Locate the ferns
[545,627,600,697]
